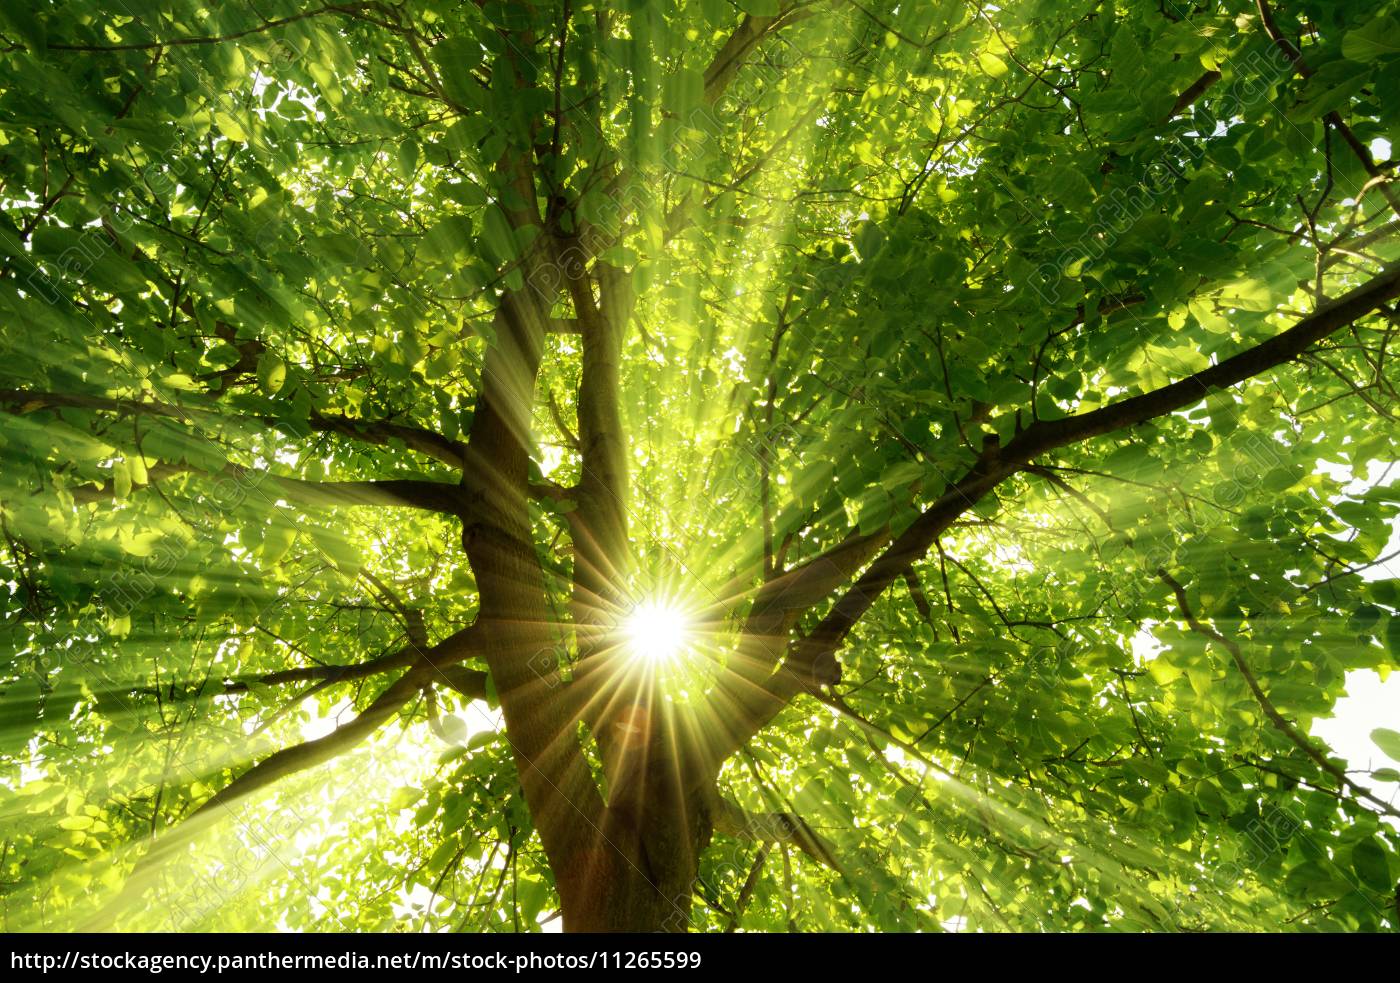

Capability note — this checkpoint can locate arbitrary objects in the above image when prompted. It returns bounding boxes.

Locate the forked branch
[712,263,1400,760]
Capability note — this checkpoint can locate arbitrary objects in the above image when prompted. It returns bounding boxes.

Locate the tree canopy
[1,0,1399,933]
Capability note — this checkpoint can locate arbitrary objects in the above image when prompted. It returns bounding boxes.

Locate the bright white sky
[1314,670,1399,769]
[1310,459,1400,812]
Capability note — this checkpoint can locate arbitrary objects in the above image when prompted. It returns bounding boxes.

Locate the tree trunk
[556,707,716,932]
[557,837,699,933]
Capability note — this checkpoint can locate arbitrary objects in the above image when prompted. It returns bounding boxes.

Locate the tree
[1,0,1398,933]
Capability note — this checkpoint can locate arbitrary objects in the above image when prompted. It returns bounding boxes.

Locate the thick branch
[91,625,487,927]
[87,665,425,928]
[233,465,463,514]
[0,389,466,470]
[203,627,482,809]
[713,798,841,871]
[64,456,462,515]
[436,664,490,702]
[304,413,466,468]
[1168,70,1220,118]
[220,647,416,694]
[67,456,462,515]
[713,262,1400,759]
[563,264,631,673]
[458,262,607,864]
[703,4,815,104]
[198,667,429,819]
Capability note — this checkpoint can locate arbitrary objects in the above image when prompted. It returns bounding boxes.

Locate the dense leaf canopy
[1,0,1399,932]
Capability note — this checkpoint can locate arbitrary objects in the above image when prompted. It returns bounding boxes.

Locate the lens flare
[623,601,691,665]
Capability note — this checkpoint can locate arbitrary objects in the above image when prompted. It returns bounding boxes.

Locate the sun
[623,600,691,665]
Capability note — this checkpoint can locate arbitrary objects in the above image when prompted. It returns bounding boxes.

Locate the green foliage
[1,0,1399,933]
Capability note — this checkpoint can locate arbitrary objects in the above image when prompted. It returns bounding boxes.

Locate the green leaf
[1350,837,1391,892]
[431,37,485,105]
[214,111,248,143]
[0,6,46,50]
[879,461,923,490]
[440,181,487,207]
[389,786,423,810]
[259,525,295,564]
[257,353,287,396]
[1372,728,1400,763]
[397,139,420,180]
[311,527,362,577]
[112,459,132,502]
[480,204,518,264]
[466,730,497,751]
[978,52,1009,78]
[666,67,705,116]
[1342,16,1400,62]
[1162,790,1197,842]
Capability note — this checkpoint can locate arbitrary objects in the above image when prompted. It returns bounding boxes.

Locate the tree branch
[1168,70,1220,118]
[304,413,466,469]
[0,389,467,469]
[702,4,816,104]
[222,657,408,695]
[230,465,463,514]
[1158,569,1400,819]
[436,664,490,702]
[713,797,841,872]
[724,844,770,932]
[89,624,486,927]
[1255,0,1400,221]
[46,2,378,52]
[711,262,1400,760]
